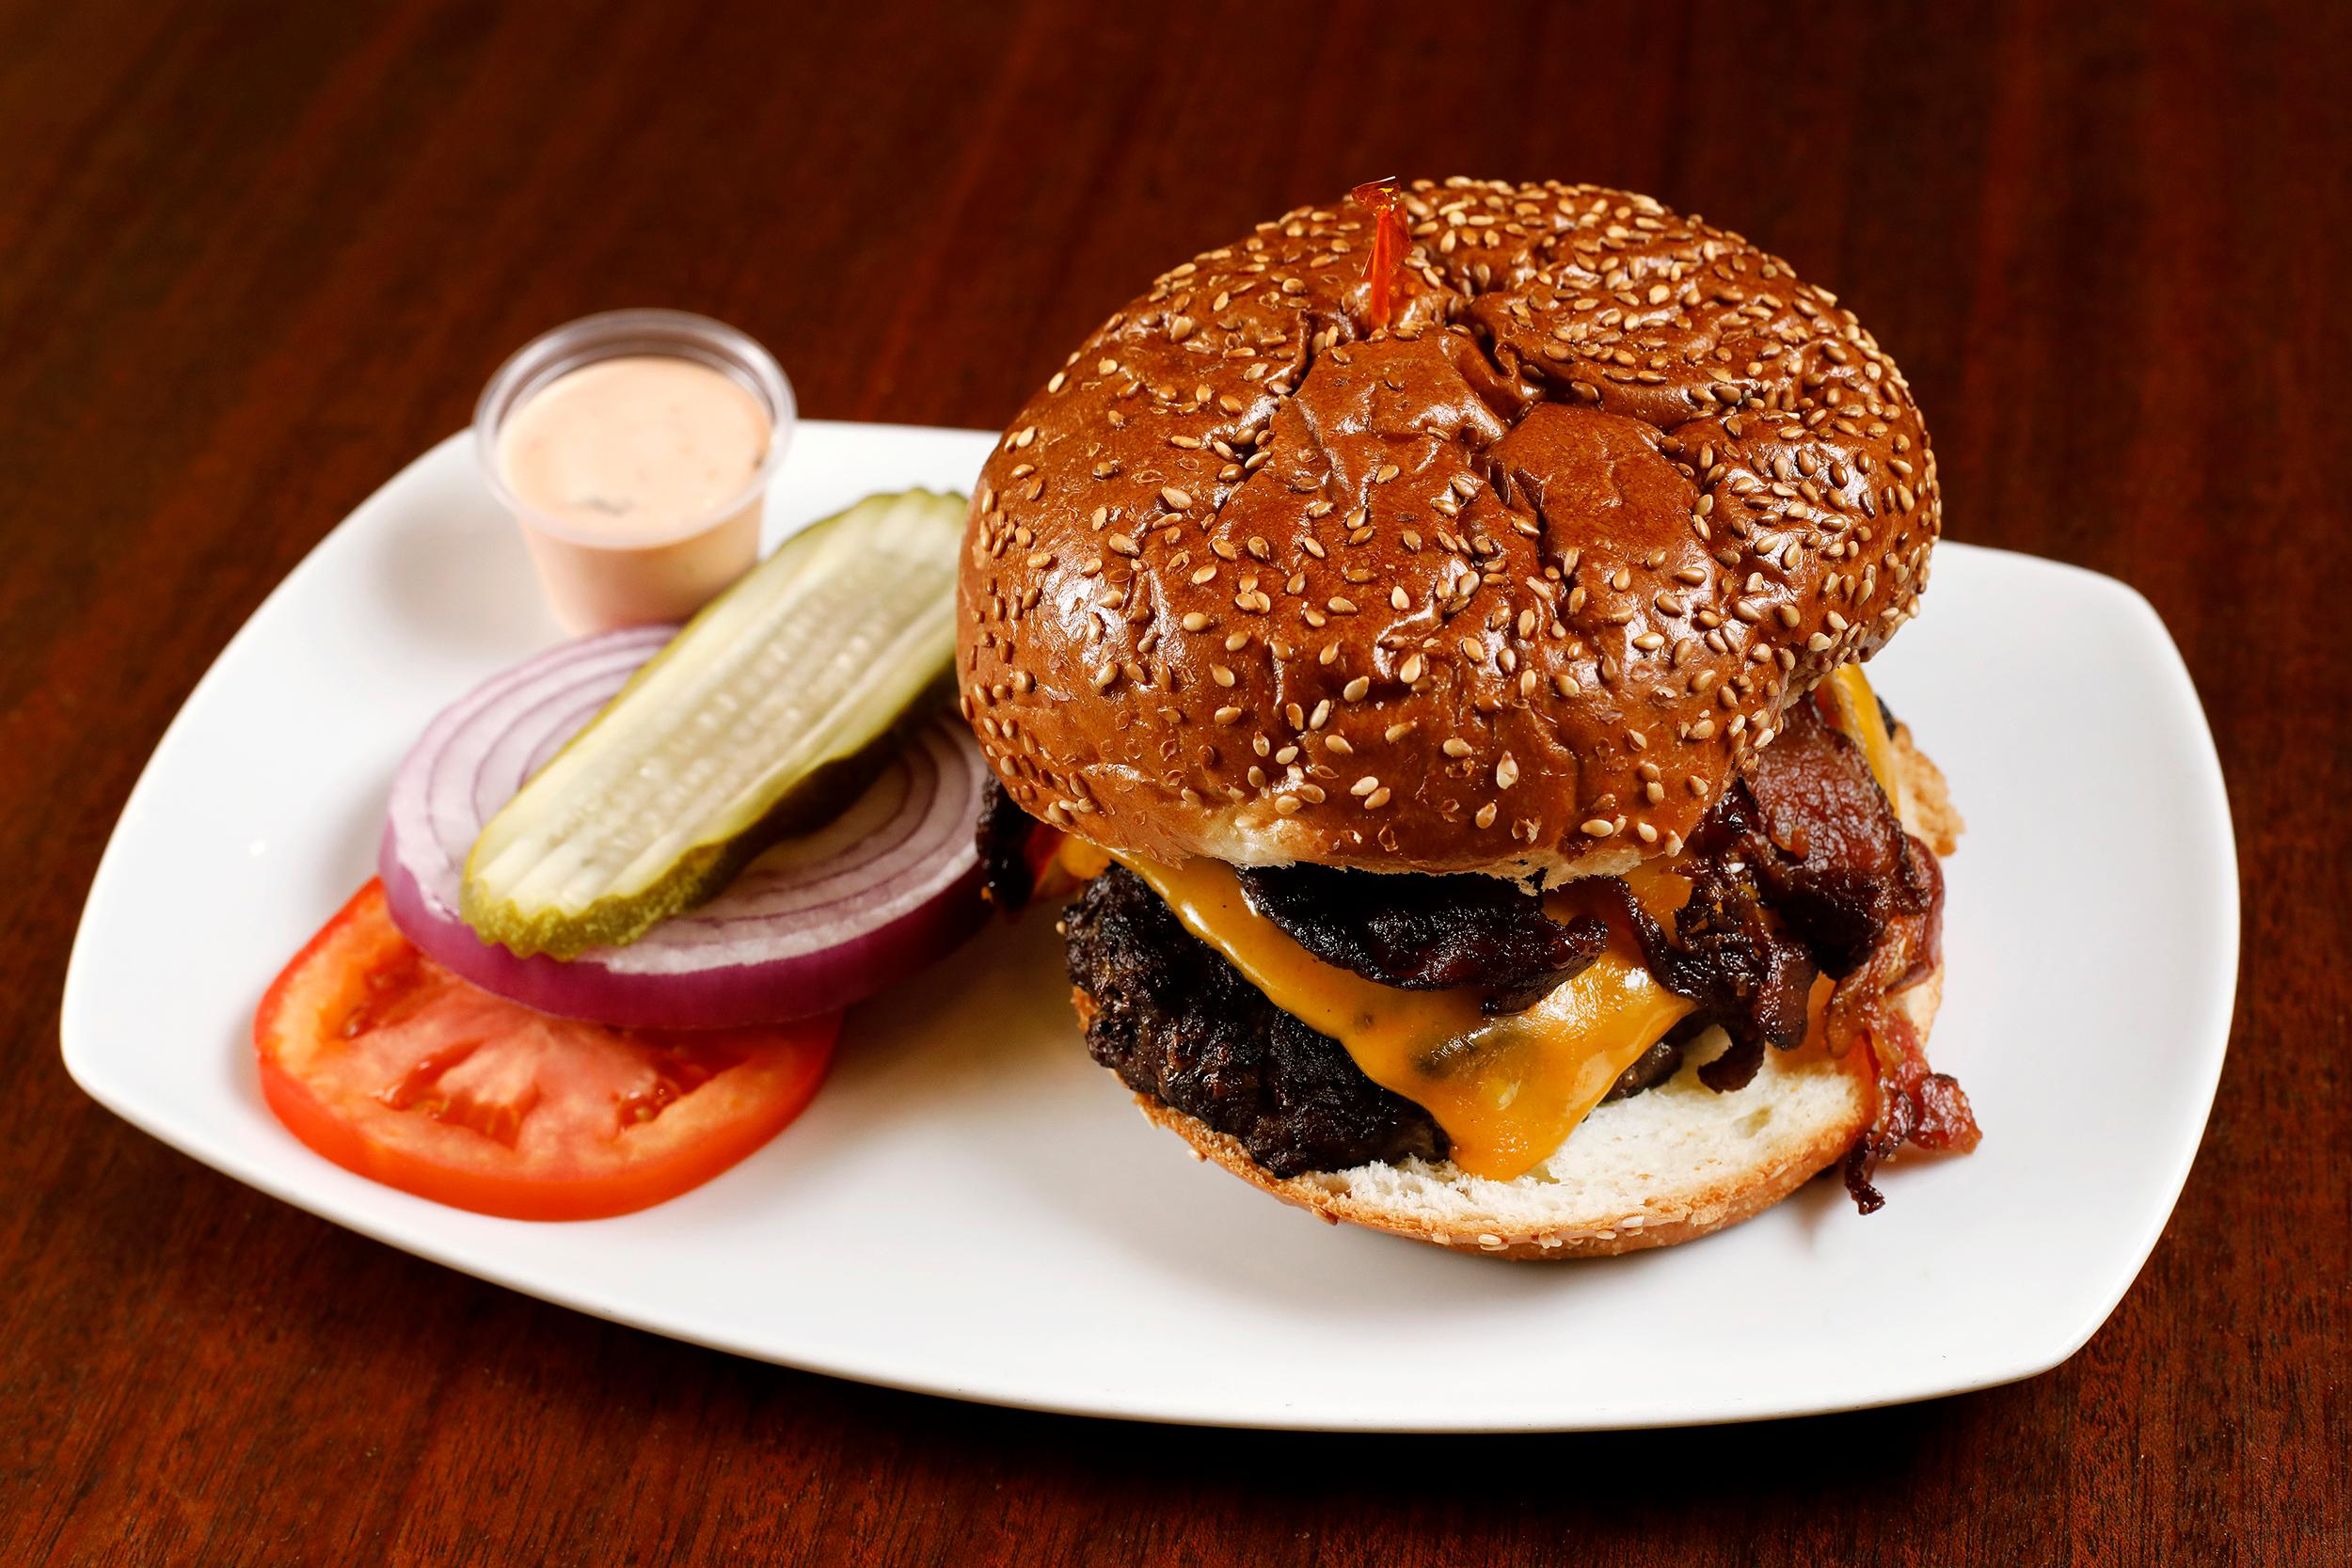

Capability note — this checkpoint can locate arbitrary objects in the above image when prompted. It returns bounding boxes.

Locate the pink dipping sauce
[477,312,794,632]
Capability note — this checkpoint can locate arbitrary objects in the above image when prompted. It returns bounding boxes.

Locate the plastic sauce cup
[475,309,796,632]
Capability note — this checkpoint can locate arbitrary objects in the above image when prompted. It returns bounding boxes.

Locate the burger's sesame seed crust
[957,178,1940,875]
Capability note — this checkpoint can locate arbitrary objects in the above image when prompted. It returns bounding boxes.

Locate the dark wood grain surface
[4,2,2344,1562]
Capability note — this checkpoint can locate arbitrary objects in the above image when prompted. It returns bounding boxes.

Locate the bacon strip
[1603,699,1979,1206]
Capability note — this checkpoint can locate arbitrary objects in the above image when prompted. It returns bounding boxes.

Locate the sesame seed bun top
[956,177,1941,879]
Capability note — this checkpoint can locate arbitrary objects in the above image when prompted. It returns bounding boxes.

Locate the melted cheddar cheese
[1822,664,1900,800]
[1110,855,1693,1180]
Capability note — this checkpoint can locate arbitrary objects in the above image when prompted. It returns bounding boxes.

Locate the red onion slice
[381,626,987,1028]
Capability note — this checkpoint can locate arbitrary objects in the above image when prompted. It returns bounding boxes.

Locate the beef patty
[1063,864,1448,1177]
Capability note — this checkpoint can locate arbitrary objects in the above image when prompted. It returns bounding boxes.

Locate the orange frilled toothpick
[1350,178,1407,330]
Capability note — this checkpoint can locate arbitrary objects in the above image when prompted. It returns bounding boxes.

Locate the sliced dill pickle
[462,488,967,958]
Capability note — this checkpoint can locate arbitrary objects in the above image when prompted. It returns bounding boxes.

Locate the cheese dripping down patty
[1109,852,1692,1180]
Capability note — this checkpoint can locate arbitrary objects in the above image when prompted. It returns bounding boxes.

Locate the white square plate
[62,421,2237,1432]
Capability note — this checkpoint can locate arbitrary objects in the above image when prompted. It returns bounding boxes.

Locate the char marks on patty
[1063,865,1448,1178]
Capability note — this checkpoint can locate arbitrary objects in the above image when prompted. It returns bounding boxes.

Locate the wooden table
[5,2,2343,1560]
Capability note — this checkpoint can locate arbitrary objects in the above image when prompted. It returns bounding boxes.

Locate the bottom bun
[1128,723,1958,1259]
[1141,970,1937,1258]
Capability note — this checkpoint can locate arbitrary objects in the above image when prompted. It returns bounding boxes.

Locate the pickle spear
[462,487,967,958]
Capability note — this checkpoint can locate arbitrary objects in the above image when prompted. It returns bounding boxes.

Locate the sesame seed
[1350,775,1380,796]
[1364,787,1392,809]
[1400,654,1425,683]
[1495,756,1519,788]
[1214,706,1244,723]
[1580,817,1615,837]
[1275,794,1302,815]
[1343,676,1371,701]
[1161,485,1194,510]
[1474,802,1499,829]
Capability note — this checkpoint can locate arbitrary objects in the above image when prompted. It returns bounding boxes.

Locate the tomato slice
[254,880,839,1221]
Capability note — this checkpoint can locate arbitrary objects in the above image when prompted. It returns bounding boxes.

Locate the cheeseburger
[958,177,1978,1257]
